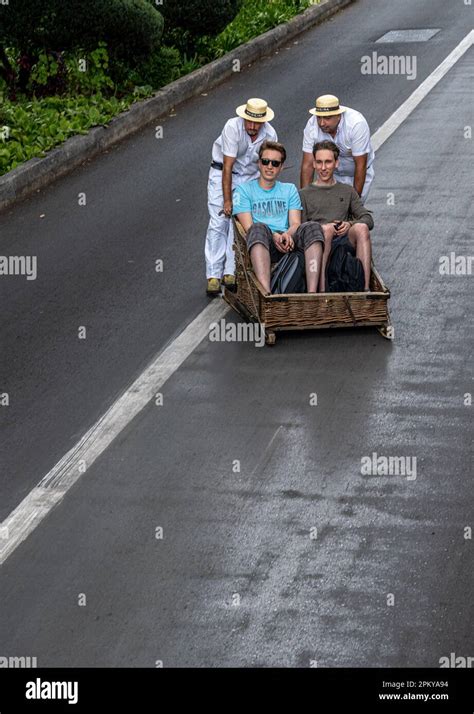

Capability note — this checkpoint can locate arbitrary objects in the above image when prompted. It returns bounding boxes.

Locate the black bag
[326,244,365,292]
[270,250,306,294]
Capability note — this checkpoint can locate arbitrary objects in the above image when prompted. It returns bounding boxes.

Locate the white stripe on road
[1,31,473,566]
[372,29,474,151]
[0,299,228,565]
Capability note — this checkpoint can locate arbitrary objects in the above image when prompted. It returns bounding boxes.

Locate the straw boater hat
[236,98,274,123]
[309,94,346,116]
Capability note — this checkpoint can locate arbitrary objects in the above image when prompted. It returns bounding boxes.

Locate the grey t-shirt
[299,182,374,229]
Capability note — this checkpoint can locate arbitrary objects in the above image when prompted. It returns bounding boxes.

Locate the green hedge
[160,0,242,54]
[210,0,314,57]
[0,92,153,175]
[0,0,163,95]
[0,0,317,176]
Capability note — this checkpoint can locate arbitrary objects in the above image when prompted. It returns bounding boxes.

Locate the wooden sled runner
[223,218,393,346]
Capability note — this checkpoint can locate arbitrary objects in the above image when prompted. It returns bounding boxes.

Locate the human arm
[278,186,303,249]
[299,190,308,223]
[220,120,240,216]
[333,220,352,236]
[235,211,253,232]
[353,153,368,197]
[350,118,371,196]
[300,152,314,188]
[232,183,253,228]
[278,209,302,251]
[348,189,374,229]
[222,155,236,216]
[300,118,316,188]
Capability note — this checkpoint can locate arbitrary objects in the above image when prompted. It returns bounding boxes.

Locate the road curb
[0,0,356,214]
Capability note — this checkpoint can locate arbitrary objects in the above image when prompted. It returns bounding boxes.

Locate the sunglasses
[260,158,282,167]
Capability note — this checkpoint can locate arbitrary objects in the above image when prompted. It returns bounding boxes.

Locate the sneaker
[222,274,236,291]
[206,277,221,296]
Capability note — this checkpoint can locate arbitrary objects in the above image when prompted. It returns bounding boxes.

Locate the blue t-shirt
[233,179,302,233]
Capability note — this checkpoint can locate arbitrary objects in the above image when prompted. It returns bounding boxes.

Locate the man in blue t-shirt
[233,141,324,292]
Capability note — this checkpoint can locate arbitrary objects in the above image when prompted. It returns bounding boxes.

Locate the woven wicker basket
[223,218,392,345]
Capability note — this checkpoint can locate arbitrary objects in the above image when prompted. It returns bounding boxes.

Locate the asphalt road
[0,0,472,668]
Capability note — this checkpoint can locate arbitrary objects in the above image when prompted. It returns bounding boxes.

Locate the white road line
[0,299,228,565]
[372,29,473,151]
[1,31,473,567]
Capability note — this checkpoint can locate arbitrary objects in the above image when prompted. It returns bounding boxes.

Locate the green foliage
[0,93,141,175]
[93,0,164,63]
[20,44,115,97]
[0,0,163,57]
[0,0,316,176]
[114,45,183,91]
[160,0,242,53]
[0,0,163,94]
[210,0,314,57]
[64,45,115,96]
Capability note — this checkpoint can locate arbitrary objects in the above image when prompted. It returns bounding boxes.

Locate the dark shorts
[246,221,324,263]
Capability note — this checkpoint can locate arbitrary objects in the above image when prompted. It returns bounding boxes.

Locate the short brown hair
[259,140,287,163]
[313,140,339,160]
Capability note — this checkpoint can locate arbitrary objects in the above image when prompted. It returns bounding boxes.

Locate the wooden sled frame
[223,218,393,345]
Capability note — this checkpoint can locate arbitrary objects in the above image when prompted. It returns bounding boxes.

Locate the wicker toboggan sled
[223,218,393,345]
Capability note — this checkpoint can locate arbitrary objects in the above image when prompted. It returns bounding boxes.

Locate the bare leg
[250,243,271,293]
[348,224,371,290]
[319,223,336,292]
[305,242,323,293]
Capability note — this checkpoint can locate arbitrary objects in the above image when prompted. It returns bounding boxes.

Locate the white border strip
[372,29,473,151]
[0,299,228,564]
[1,31,473,566]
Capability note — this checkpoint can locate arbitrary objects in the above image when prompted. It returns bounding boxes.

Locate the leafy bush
[0,0,317,177]
[0,92,151,175]
[160,0,242,53]
[0,0,163,96]
[63,45,116,96]
[92,0,164,62]
[113,46,183,91]
[211,0,314,57]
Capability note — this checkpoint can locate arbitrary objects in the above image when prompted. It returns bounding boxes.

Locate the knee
[248,223,271,240]
[321,224,335,243]
[249,241,270,260]
[298,222,324,249]
[300,220,322,232]
[305,240,323,256]
[352,223,370,241]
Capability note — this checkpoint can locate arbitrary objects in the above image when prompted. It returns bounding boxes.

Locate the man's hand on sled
[273,232,293,253]
[333,220,351,236]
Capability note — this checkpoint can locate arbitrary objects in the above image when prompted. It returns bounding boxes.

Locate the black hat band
[245,109,266,118]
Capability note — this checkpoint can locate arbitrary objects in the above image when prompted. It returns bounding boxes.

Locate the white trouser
[334,169,374,203]
[205,169,247,279]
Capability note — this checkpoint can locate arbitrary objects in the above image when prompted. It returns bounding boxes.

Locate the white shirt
[212,117,278,181]
[302,107,374,181]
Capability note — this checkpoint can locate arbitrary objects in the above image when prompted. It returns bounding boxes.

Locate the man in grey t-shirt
[299,140,373,291]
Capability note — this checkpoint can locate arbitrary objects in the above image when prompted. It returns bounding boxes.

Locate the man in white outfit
[300,94,374,203]
[205,98,277,295]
